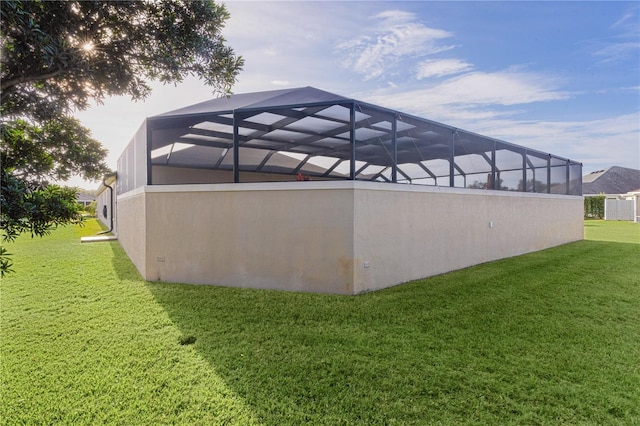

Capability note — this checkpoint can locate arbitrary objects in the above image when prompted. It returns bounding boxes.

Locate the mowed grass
[1,219,639,425]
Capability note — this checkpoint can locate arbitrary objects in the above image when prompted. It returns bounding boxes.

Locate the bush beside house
[584,195,605,219]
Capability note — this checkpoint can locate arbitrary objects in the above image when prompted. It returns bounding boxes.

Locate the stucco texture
[116,181,583,294]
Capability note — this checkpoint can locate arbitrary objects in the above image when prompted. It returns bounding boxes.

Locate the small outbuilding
[112,87,583,294]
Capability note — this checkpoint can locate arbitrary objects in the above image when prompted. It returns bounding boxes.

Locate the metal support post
[391,114,398,183]
[350,102,356,180]
[233,112,240,183]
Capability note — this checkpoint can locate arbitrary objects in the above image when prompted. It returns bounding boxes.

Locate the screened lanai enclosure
[114,87,584,294]
[118,87,582,194]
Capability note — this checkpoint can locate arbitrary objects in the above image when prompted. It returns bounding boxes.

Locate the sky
[70,1,640,189]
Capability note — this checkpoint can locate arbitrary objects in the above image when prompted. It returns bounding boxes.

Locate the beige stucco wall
[116,181,583,294]
[142,183,355,293]
[352,184,584,293]
[116,189,147,277]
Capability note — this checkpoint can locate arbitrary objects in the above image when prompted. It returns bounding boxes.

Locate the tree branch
[1,67,65,91]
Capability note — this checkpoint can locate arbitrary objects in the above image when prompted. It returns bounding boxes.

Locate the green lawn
[1,219,639,425]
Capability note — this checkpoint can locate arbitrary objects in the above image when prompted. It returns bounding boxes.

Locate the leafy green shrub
[0,169,82,276]
[85,200,97,216]
[584,194,605,219]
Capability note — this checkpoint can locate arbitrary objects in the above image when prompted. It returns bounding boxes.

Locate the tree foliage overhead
[1,117,108,182]
[1,0,244,119]
[0,0,244,275]
[0,169,82,242]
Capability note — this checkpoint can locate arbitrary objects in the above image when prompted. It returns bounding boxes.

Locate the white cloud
[593,41,640,63]
[372,10,416,24]
[363,69,571,119]
[222,2,370,94]
[263,47,277,57]
[473,113,640,172]
[427,71,571,106]
[611,10,636,29]
[611,5,640,33]
[416,59,474,79]
[591,6,640,64]
[336,10,454,80]
[270,80,290,86]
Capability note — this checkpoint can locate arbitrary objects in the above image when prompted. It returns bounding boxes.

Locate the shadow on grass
[111,239,640,424]
[108,241,145,282]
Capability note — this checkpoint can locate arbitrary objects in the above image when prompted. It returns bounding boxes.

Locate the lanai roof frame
[133,86,581,195]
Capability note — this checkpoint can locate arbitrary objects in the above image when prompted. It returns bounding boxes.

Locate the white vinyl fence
[604,198,635,221]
